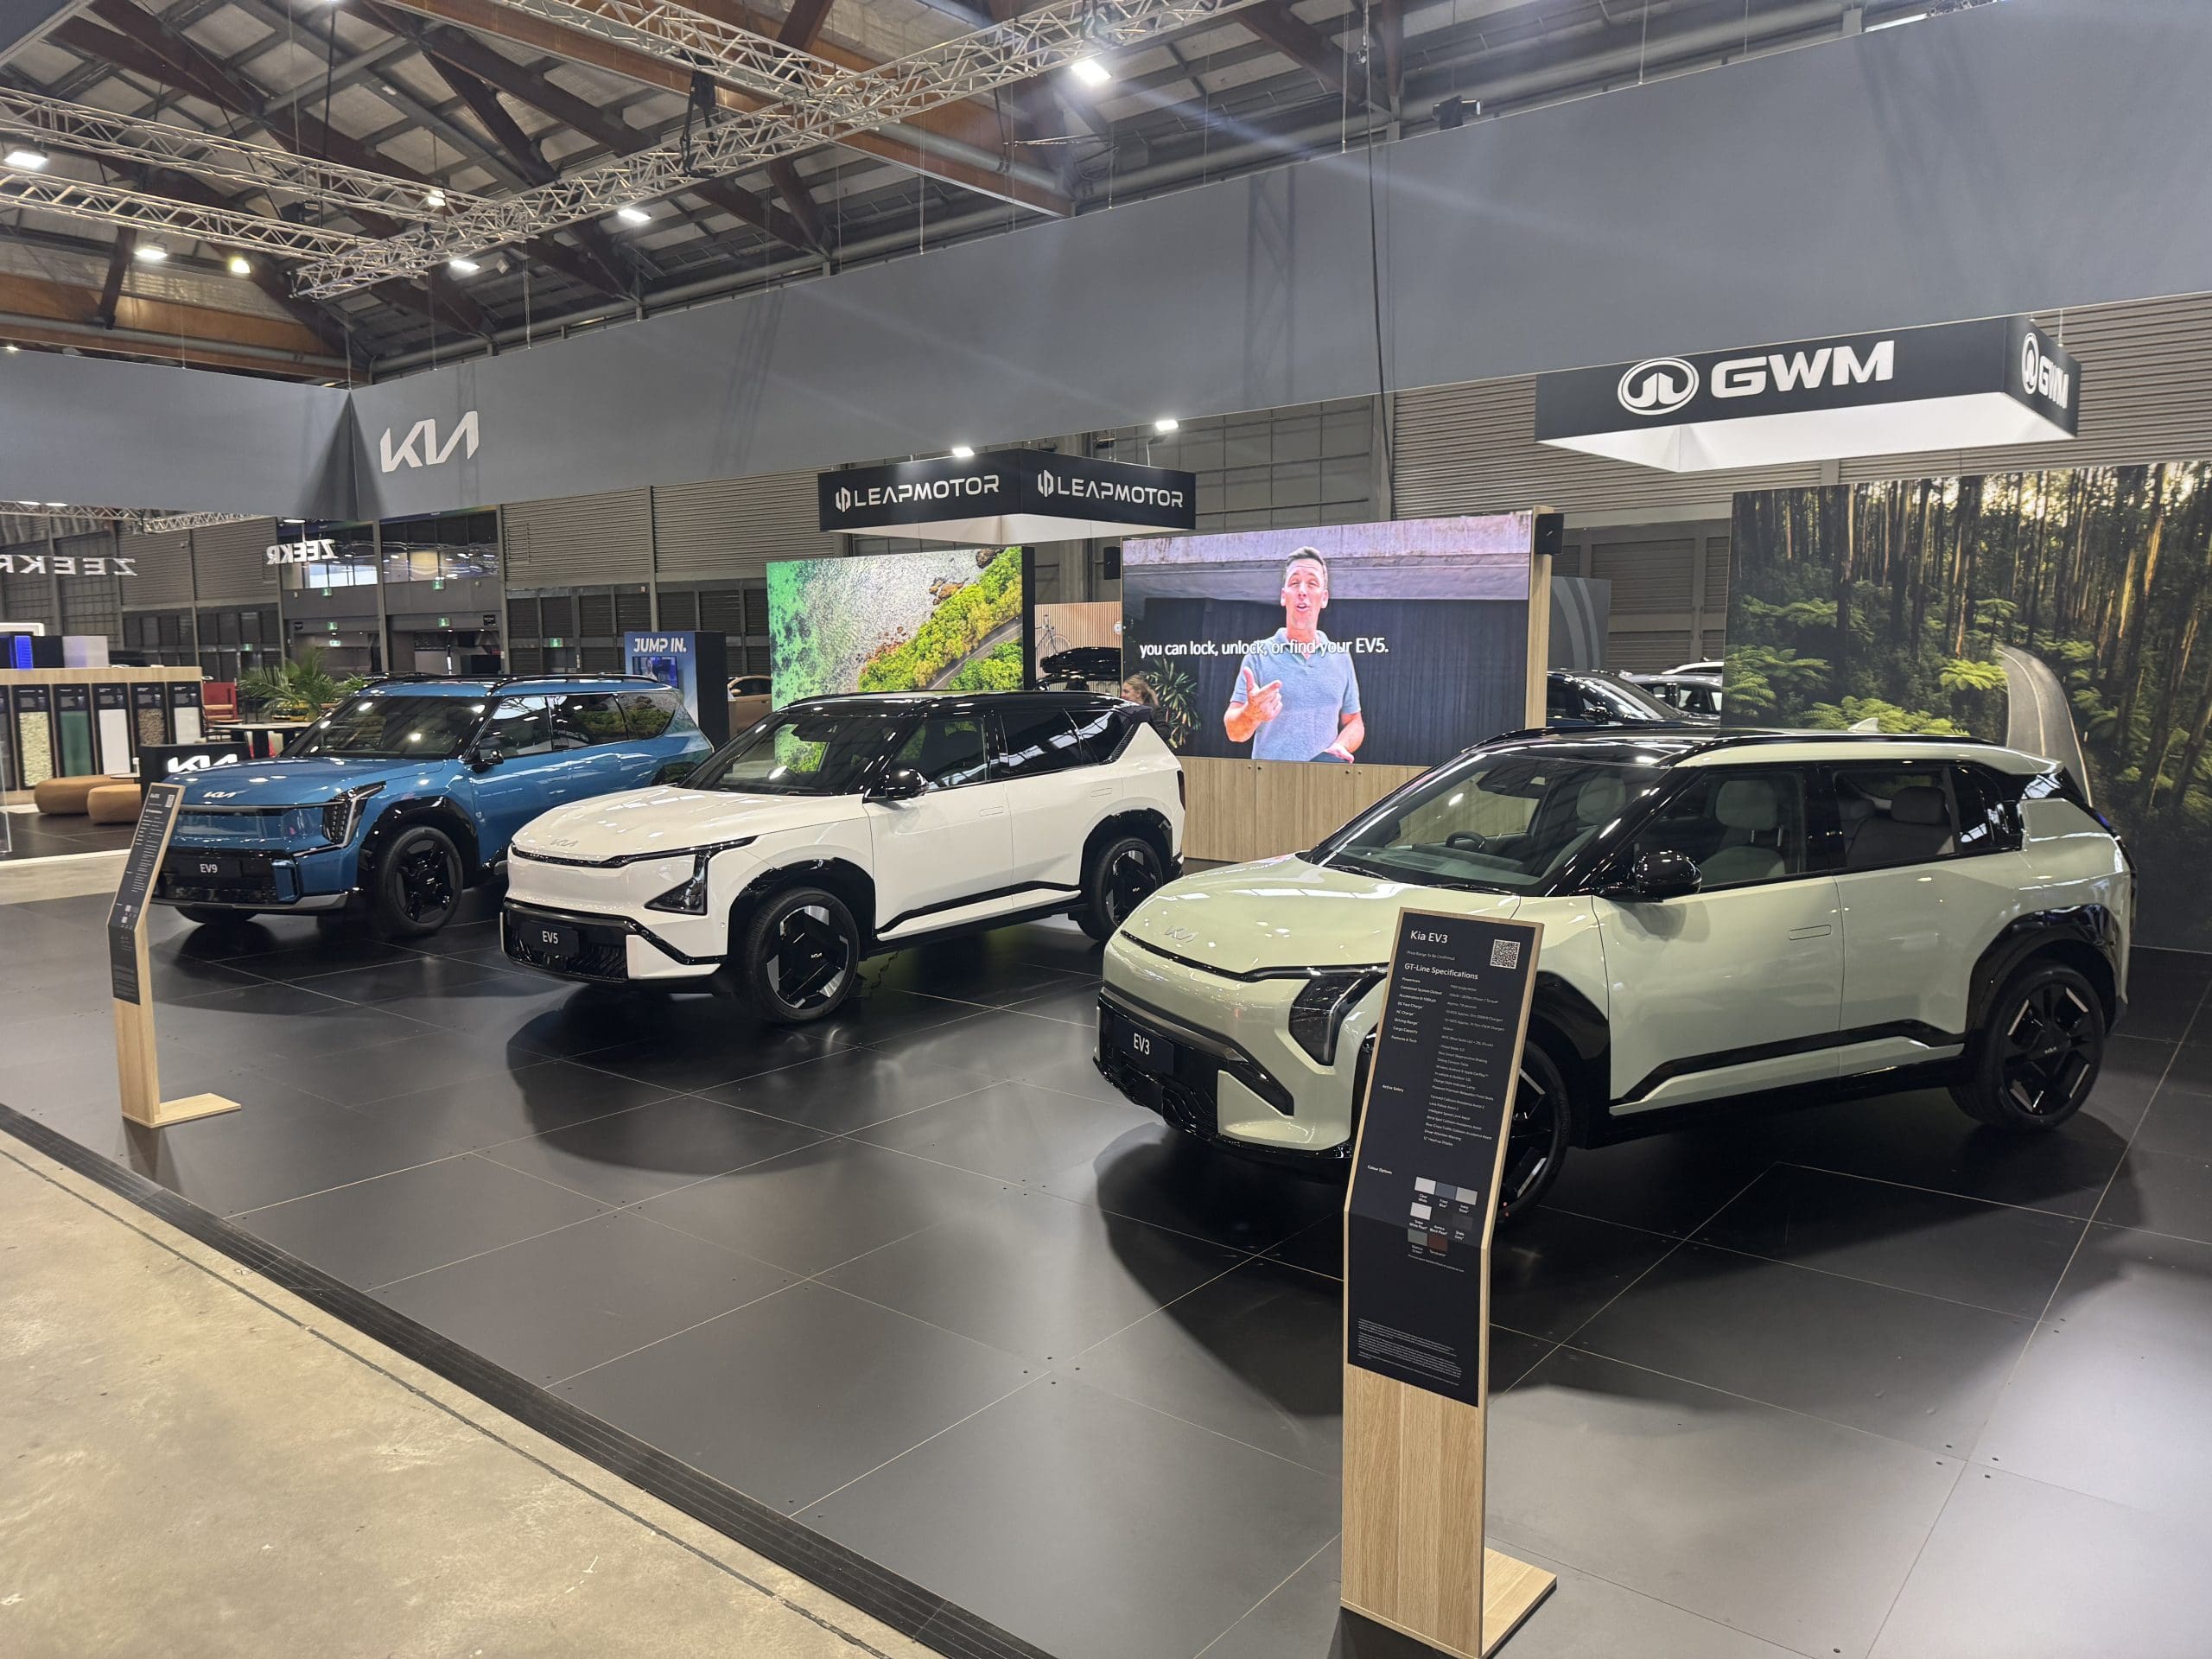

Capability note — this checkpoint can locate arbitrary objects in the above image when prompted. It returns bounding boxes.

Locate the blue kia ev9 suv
[155,676,710,937]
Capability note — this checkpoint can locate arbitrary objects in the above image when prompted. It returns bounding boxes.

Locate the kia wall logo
[2021,333,2073,408]
[1618,357,1700,416]
[379,410,480,473]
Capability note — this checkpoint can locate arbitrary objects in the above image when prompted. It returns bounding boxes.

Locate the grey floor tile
[376,1209,795,1384]
[156,981,432,1063]
[2130,1072,2212,1159]
[340,1059,678,1151]
[1488,1206,1681,1344]
[874,1003,1122,1103]
[855,1077,1160,1187]
[1696,1162,2087,1317]
[478,1095,828,1205]
[276,952,514,1002]
[696,1046,994,1135]
[1195,1541,1433,1659]
[1489,1544,1813,1659]
[1869,1467,2212,1659]
[805,1373,1340,1659]
[1490,1327,1556,1393]
[1972,1224,2212,1518]
[632,1139,1013,1274]
[236,1153,607,1287]
[1574,1243,2034,1453]
[2093,1143,2212,1245]
[1070,1255,1343,1475]
[558,1280,1034,1510]
[861,938,1094,1009]
[1537,1125,1777,1238]
[1489,1346,1961,1659]
[823,1184,1239,1365]
[572,1018,860,1092]
[1057,1124,1345,1253]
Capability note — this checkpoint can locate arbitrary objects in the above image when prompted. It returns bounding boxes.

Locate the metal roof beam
[296,0,1262,296]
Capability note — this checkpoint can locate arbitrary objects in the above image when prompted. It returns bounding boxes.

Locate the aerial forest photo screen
[1729,463,2212,949]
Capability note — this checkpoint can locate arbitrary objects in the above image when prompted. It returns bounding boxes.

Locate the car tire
[1950,960,2105,1130]
[177,906,253,927]
[1078,834,1166,942]
[1499,1039,1573,1223]
[372,824,462,939]
[739,885,860,1024]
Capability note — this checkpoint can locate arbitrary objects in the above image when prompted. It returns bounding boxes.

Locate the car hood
[514,786,859,860]
[174,755,442,807]
[1121,855,1525,975]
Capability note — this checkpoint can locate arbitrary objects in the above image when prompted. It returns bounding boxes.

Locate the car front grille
[502,906,631,982]
[158,849,283,906]
[1096,1002,1222,1138]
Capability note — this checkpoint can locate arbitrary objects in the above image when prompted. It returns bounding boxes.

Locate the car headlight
[1287,969,1385,1066]
[645,851,714,914]
[321,783,384,846]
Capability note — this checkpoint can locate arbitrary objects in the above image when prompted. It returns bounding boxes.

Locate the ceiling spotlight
[44,501,65,507]
[133,243,168,263]
[616,205,651,226]
[1154,416,1179,433]
[3,344,17,354]
[3,145,49,171]
[950,445,976,460]
[423,188,448,209]
[447,256,480,275]
[227,254,251,276]
[1069,58,1111,88]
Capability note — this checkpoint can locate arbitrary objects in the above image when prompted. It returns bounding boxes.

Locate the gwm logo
[379,410,480,474]
[1617,358,1699,416]
[1713,340,1893,398]
[2021,333,2073,407]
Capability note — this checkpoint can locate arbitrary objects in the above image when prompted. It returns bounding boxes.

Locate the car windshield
[288,695,487,760]
[689,707,907,795]
[1570,675,1680,723]
[1311,752,1663,893]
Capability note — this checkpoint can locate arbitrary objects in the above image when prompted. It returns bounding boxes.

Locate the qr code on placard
[1490,939,1522,970]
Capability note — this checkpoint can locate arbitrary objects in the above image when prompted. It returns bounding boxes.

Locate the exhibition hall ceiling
[0,0,1956,378]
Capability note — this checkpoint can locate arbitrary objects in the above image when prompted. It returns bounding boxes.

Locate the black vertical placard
[107,781,185,1006]
[1344,910,1540,1406]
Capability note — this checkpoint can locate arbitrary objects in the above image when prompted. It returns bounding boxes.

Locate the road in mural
[1729,464,2212,950]
[767,545,1026,705]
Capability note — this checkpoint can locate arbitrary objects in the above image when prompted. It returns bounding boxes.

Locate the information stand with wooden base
[108,781,239,1129]
[1340,911,1556,1656]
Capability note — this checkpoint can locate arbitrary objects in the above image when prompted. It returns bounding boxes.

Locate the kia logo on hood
[1618,358,1700,416]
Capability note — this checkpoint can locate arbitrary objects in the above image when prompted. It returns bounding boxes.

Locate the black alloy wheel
[1952,961,2105,1129]
[1498,1041,1572,1222]
[374,825,461,938]
[740,885,860,1024]
[1080,835,1165,942]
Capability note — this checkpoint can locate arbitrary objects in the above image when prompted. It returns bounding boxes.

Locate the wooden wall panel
[1183,757,1426,865]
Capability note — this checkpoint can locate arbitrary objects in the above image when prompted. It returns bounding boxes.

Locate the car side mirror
[466,743,503,772]
[868,765,926,804]
[1603,849,1701,902]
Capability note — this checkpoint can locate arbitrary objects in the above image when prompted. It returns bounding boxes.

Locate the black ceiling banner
[818,449,1197,543]
[1534,316,2081,473]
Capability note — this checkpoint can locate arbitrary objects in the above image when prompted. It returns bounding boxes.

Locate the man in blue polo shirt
[1224,549,1365,762]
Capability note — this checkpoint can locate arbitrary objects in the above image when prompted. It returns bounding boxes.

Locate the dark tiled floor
[4,891,2209,1659]
[0,808,135,861]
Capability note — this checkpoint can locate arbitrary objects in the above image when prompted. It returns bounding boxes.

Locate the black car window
[1834,764,1960,872]
[550,692,628,748]
[992,707,1087,779]
[617,688,696,741]
[1952,764,2024,855]
[482,696,553,759]
[892,716,990,790]
[289,694,487,760]
[1069,706,1125,766]
[692,708,906,795]
[1625,769,1808,890]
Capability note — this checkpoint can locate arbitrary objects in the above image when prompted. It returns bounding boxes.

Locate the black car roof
[1473,726,2002,763]
[784,690,1128,717]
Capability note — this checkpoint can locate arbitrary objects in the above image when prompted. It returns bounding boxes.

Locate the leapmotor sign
[1535,316,2081,471]
[820,449,1195,536]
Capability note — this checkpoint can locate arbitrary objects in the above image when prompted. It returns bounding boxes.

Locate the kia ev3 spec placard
[1096,728,2131,1223]
[500,691,1184,1024]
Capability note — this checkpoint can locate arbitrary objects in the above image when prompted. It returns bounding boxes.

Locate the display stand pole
[1340,910,1554,1656]
[109,780,239,1128]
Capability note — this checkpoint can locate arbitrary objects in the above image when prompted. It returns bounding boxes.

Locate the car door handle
[979,804,1007,817]
[1090,784,1111,798]
[1787,925,1833,940]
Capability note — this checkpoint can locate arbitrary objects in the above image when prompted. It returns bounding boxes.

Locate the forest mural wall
[1727,462,2212,951]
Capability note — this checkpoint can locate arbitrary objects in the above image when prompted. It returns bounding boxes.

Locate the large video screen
[1120,515,1534,766]
[767,546,1030,706]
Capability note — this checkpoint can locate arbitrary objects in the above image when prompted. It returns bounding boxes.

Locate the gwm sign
[378,410,480,474]
[1538,317,2079,473]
